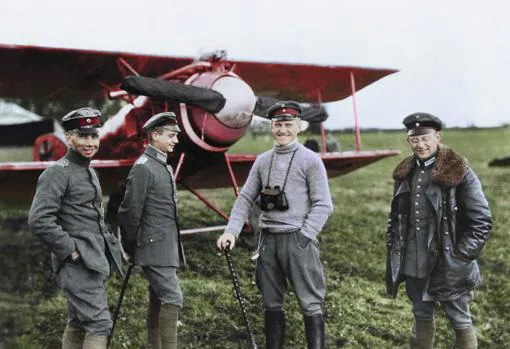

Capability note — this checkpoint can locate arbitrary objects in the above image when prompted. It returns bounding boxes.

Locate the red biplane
[0,44,399,236]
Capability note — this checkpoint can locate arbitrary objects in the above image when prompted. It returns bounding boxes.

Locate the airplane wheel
[240,205,261,249]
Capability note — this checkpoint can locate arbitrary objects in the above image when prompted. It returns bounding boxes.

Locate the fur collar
[393,146,467,187]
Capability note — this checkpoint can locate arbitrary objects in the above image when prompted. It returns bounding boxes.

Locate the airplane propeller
[121,76,329,124]
[121,75,226,113]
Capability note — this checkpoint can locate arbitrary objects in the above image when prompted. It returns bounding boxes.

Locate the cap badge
[86,118,91,124]
[415,122,420,127]
[416,114,421,119]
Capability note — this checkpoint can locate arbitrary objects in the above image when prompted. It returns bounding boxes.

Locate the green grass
[1,128,509,348]
[0,146,33,162]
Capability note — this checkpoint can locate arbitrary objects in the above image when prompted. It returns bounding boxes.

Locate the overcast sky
[1,0,509,130]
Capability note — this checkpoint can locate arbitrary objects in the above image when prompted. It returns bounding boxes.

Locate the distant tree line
[2,98,124,122]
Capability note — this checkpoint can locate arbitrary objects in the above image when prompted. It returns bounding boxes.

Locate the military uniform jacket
[118,146,185,267]
[386,147,492,300]
[29,150,123,276]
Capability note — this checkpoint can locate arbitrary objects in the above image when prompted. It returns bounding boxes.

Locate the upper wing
[0,44,193,102]
[0,44,397,103]
[233,61,397,102]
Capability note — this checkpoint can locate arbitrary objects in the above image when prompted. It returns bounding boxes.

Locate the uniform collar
[416,154,436,169]
[65,149,91,168]
[145,144,168,164]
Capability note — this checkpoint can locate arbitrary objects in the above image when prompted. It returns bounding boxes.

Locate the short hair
[147,126,178,143]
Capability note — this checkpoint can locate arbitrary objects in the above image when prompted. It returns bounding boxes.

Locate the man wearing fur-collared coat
[386,113,492,349]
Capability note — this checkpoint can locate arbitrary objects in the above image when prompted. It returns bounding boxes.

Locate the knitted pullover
[225,140,333,239]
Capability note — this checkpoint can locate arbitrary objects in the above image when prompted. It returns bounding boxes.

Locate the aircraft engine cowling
[180,71,256,152]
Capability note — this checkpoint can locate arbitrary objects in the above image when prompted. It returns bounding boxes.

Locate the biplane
[0,43,399,237]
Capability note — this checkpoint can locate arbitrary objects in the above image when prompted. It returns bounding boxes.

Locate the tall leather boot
[304,314,325,349]
[455,327,477,349]
[147,291,162,349]
[82,333,108,349]
[160,304,179,349]
[62,323,84,349]
[264,310,285,349]
[409,319,435,349]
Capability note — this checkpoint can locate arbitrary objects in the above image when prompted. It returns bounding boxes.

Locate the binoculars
[259,185,289,211]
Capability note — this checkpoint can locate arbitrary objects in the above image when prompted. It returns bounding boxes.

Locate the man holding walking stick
[217,101,333,349]
[118,112,186,349]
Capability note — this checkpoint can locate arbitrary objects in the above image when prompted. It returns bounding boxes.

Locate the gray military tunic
[118,145,185,267]
[118,145,185,305]
[29,149,122,335]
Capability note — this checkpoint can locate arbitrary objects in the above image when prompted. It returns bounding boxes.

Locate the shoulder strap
[265,148,299,189]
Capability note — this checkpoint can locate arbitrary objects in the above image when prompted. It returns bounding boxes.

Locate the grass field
[0,127,509,348]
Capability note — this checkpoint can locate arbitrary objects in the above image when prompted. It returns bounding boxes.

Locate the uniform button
[417,185,421,189]
[443,217,447,220]
[420,170,425,174]
[416,194,421,197]
[416,219,420,222]
[417,227,420,231]
[445,246,450,251]
[444,231,449,235]
[416,210,420,214]
[149,238,153,242]
[415,202,419,206]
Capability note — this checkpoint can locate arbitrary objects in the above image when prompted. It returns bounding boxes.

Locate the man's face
[271,119,300,146]
[407,129,441,160]
[65,132,100,159]
[151,127,179,153]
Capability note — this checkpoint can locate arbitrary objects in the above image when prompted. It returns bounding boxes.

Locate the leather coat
[386,147,492,300]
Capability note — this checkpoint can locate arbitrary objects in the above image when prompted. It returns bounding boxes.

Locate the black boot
[265,310,285,349]
[304,314,325,349]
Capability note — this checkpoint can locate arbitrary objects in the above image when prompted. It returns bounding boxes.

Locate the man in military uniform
[386,113,492,349]
[217,101,333,349]
[29,107,122,349]
[118,112,185,349]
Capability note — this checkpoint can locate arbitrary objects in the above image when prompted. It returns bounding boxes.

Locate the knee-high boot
[455,327,477,349]
[147,291,162,349]
[304,314,325,349]
[62,323,84,349]
[409,319,435,349]
[264,310,285,349]
[160,304,179,349]
[82,333,108,349]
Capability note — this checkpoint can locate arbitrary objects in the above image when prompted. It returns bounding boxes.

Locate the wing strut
[224,153,240,196]
[350,71,361,151]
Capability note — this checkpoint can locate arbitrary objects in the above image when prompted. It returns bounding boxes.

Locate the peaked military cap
[403,112,443,136]
[267,101,302,121]
[62,107,102,134]
[143,112,180,132]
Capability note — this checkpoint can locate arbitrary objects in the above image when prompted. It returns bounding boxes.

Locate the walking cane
[224,242,258,349]
[108,263,134,348]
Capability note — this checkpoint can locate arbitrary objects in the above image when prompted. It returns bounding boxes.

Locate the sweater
[225,140,333,240]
